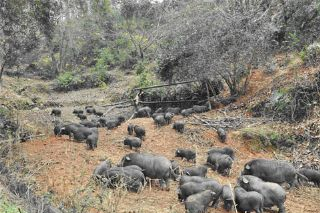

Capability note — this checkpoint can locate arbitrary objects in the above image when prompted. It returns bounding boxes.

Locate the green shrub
[0,197,26,213]
[57,71,74,88]
[137,70,153,87]
[95,39,136,70]
[37,55,52,68]
[134,61,160,88]
[298,49,307,62]
[288,32,300,49]
[15,99,33,110]
[241,127,280,148]
[0,107,10,117]
[54,70,113,92]
[134,61,146,75]
[95,48,114,73]
[305,42,320,65]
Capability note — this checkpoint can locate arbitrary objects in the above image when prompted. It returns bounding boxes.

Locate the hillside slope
[1,55,320,213]
[18,115,320,213]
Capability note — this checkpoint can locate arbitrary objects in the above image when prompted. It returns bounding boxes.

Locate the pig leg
[278,203,286,213]
[160,178,170,191]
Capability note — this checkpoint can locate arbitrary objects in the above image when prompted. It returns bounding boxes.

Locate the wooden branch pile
[292,143,320,170]
[133,80,199,91]
[139,99,206,105]
[191,115,272,130]
[102,100,133,108]
[183,128,212,146]
[132,79,213,108]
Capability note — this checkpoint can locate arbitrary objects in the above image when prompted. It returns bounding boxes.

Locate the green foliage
[94,70,110,88]
[288,32,300,49]
[241,127,281,149]
[37,55,52,68]
[241,126,295,150]
[54,68,112,92]
[0,107,10,117]
[93,0,112,14]
[14,99,33,110]
[137,70,154,87]
[134,61,159,88]
[272,89,291,112]
[0,196,26,213]
[298,49,307,62]
[304,42,320,65]
[274,96,290,112]
[278,87,291,95]
[95,48,113,73]
[115,36,132,49]
[0,0,39,81]
[134,61,146,75]
[57,71,74,88]
[94,34,137,71]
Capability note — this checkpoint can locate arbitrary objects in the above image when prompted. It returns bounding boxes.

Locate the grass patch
[240,127,283,151]
[0,107,10,117]
[0,195,26,213]
[287,53,303,70]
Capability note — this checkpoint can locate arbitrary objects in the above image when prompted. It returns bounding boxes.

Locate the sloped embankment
[14,114,320,213]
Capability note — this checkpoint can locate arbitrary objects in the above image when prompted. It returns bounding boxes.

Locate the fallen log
[133,80,199,91]
[139,99,205,104]
[102,100,132,107]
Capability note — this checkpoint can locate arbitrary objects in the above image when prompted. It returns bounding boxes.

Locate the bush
[241,127,294,150]
[134,61,146,75]
[252,71,320,121]
[95,48,114,73]
[134,61,159,88]
[94,36,137,71]
[0,106,10,117]
[54,70,113,92]
[0,197,26,213]
[298,49,307,62]
[57,71,75,88]
[305,42,320,65]
[137,70,155,88]
[28,54,58,79]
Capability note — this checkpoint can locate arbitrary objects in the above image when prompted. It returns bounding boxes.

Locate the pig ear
[242,177,249,184]
[245,164,250,170]
[125,156,131,161]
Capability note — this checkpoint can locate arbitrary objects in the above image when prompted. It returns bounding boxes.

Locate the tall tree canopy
[0,0,40,81]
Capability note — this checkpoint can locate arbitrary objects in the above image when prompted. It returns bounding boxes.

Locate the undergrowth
[0,194,26,213]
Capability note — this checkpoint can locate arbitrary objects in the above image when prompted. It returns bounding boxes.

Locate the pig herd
[51,105,320,213]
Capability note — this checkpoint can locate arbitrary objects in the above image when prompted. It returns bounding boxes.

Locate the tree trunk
[0,62,6,84]
[50,51,59,76]
[139,45,144,59]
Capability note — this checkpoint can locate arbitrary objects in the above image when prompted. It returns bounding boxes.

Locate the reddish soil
[19,115,320,213]
[237,62,320,108]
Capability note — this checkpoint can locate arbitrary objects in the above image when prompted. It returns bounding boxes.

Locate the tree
[117,0,170,61]
[47,0,115,75]
[280,0,320,50]
[0,0,39,83]
[31,0,61,76]
[158,0,279,95]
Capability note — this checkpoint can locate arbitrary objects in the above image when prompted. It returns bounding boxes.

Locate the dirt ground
[19,114,320,213]
[3,56,320,212]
